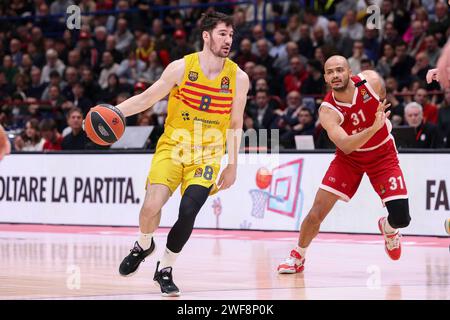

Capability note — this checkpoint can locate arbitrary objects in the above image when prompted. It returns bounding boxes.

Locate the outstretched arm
[320,99,391,155]
[218,68,250,190]
[116,59,185,117]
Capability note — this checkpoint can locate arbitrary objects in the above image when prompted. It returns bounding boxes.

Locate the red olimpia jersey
[320,73,392,152]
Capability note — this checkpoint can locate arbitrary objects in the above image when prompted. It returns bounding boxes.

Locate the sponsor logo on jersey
[361,88,372,103]
[182,111,190,120]
[194,167,203,177]
[188,71,198,81]
[220,76,230,92]
[193,116,220,125]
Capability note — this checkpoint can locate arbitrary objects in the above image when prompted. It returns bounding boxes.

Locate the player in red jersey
[278,55,410,274]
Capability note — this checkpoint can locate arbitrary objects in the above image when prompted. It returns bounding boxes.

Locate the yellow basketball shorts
[147,135,222,196]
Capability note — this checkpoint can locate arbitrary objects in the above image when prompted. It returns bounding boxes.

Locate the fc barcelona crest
[188,71,198,81]
[220,76,230,90]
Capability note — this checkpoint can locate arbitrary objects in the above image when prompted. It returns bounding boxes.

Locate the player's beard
[331,76,350,92]
[209,37,230,58]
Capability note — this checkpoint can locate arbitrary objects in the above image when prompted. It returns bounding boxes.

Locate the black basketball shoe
[153,261,180,297]
[119,240,155,276]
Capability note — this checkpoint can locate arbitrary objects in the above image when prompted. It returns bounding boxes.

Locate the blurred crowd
[0,0,449,151]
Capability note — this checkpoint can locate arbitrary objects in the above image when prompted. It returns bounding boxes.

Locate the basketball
[445,218,450,235]
[83,104,126,146]
[256,167,272,189]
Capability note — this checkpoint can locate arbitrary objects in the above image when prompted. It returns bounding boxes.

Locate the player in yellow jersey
[114,12,249,296]
[0,125,11,161]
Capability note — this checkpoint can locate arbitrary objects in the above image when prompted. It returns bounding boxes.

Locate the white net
[249,189,269,219]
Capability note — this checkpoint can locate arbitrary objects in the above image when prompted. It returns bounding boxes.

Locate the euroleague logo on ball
[112,117,119,125]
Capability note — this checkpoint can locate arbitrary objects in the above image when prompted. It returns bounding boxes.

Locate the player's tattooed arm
[319,100,391,154]
[117,59,185,117]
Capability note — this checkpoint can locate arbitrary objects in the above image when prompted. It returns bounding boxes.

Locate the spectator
[411,52,440,91]
[70,82,93,116]
[77,31,99,68]
[304,8,329,38]
[325,20,353,58]
[41,70,64,101]
[406,20,427,57]
[98,51,119,89]
[14,119,45,151]
[235,38,258,70]
[379,21,401,52]
[93,26,108,58]
[437,88,450,148]
[40,49,65,84]
[80,68,101,104]
[67,49,82,69]
[297,24,314,59]
[251,24,273,56]
[360,58,375,72]
[40,118,63,151]
[376,43,395,78]
[246,90,277,130]
[340,9,364,41]
[391,41,415,90]
[414,88,438,124]
[362,26,380,62]
[135,33,155,64]
[141,51,164,85]
[114,18,135,54]
[117,50,147,86]
[98,73,128,106]
[273,90,303,136]
[301,59,325,95]
[9,38,23,67]
[280,107,316,149]
[2,55,18,85]
[61,108,89,150]
[26,66,46,99]
[428,1,449,46]
[424,34,442,68]
[403,102,438,148]
[286,15,302,43]
[348,40,368,75]
[105,35,124,64]
[61,67,79,101]
[255,39,276,76]
[283,56,309,96]
[19,54,34,76]
[269,30,288,63]
[170,29,195,61]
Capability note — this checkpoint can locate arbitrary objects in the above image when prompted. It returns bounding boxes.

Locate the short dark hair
[199,11,234,34]
[39,118,57,132]
[67,107,83,118]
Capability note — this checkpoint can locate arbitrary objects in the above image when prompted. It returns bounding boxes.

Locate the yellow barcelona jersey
[163,53,237,150]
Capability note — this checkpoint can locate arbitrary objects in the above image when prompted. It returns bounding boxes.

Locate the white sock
[384,219,397,234]
[159,247,179,270]
[138,232,153,250]
[295,246,307,258]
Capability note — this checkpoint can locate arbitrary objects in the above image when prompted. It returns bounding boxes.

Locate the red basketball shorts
[320,138,408,204]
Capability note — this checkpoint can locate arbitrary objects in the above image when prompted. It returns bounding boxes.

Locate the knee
[386,199,411,228]
[178,199,197,222]
[140,201,161,218]
[306,204,327,226]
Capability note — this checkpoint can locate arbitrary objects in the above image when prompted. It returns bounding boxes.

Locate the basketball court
[1,224,448,300]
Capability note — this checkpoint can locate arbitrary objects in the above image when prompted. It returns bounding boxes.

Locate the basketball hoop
[249,189,269,219]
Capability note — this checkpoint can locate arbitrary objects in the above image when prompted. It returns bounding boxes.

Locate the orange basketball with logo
[83,104,126,146]
[256,167,272,189]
